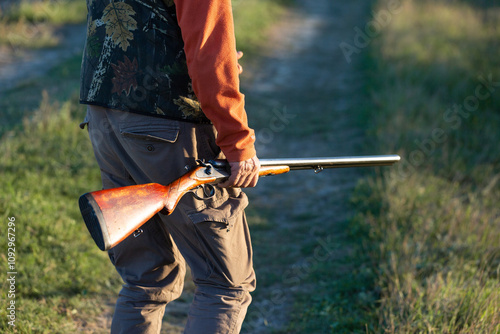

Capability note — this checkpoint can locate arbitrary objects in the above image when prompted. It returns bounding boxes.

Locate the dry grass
[0,0,86,49]
[355,0,500,332]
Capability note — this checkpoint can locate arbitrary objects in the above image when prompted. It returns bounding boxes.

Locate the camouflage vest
[80,0,210,123]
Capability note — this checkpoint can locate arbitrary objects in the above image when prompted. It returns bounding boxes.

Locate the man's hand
[219,156,260,188]
[236,51,244,74]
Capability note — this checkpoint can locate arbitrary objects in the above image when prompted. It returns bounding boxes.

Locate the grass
[259,0,500,332]
[0,1,293,332]
[0,93,121,333]
[278,222,379,333]
[233,0,292,57]
[4,0,498,332]
[5,0,87,25]
[352,0,500,332]
[0,20,60,49]
[0,0,87,49]
[0,55,83,137]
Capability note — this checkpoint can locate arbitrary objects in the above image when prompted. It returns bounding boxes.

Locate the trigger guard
[192,184,216,200]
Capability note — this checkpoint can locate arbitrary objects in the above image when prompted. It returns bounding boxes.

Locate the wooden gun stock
[79,155,400,251]
[79,164,290,251]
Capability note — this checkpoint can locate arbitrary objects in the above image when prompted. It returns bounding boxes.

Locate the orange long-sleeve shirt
[174,0,256,162]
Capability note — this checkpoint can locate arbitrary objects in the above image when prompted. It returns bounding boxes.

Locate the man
[79,0,259,332]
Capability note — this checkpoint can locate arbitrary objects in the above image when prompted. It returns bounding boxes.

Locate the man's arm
[173,0,259,187]
[173,0,255,159]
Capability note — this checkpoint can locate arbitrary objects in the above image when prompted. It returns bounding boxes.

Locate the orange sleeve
[173,0,256,162]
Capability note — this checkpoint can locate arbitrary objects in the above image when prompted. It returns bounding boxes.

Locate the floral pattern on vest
[80,0,209,123]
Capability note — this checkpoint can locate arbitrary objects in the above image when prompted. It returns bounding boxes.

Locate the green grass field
[352,0,500,332]
[251,0,500,332]
[1,0,499,332]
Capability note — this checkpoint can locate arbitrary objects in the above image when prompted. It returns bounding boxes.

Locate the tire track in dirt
[242,0,372,332]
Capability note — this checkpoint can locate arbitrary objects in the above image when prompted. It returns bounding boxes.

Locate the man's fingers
[239,165,259,188]
[236,51,244,74]
[219,156,260,188]
[218,164,241,188]
[250,172,259,187]
[228,166,243,187]
[241,173,258,188]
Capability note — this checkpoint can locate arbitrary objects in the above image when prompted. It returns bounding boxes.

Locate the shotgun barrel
[259,155,401,170]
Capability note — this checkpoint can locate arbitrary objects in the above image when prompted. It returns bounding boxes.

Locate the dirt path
[241,0,371,332]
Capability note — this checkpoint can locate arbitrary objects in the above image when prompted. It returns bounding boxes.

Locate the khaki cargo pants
[83,105,256,334]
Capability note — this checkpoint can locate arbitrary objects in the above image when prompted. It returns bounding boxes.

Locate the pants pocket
[117,117,187,184]
[187,192,254,288]
[120,123,179,143]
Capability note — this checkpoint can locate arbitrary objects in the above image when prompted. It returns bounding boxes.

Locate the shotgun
[79,155,400,251]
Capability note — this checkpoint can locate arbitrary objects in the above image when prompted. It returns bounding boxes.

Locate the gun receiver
[79,155,400,251]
